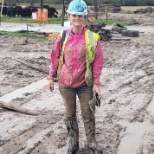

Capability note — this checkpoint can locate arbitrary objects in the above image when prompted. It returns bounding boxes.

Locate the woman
[48,0,103,153]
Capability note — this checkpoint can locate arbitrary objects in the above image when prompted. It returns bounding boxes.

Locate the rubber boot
[88,142,103,154]
[84,117,103,154]
[65,117,79,154]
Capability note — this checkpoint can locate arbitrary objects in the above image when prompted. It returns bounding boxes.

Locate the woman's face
[69,14,85,27]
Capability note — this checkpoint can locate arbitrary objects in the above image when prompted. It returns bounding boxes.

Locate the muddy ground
[0,12,154,154]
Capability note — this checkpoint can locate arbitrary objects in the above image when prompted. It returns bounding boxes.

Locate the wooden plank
[0,101,39,116]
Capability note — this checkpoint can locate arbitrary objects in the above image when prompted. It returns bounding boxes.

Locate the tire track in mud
[0,83,65,153]
[95,112,124,154]
[102,68,154,122]
[0,57,49,97]
[29,118,67,154]
[0,30,154,153]
[100,73,154,153]
[0,111,64,154]
[2,85,125,154]
[0,80,152,154]
[0,84,68,154]
[101,36,154,153]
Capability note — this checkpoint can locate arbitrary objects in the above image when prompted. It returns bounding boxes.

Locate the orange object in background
[87,16,96,22]
[32,9,48,22]
[46,33,59,40]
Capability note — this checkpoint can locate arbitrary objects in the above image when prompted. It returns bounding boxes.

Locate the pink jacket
[48,27,103,88]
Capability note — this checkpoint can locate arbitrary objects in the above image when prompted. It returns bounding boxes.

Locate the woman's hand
[93,84,101,97]
[48,79,54,91]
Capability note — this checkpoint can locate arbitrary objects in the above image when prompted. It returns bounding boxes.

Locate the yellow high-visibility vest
[57,30,100,87]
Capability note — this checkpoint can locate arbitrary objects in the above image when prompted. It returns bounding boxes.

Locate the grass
[93,18,128,26]
[1,15,128,26]
[1,15,66,24]
[0,31,48,41]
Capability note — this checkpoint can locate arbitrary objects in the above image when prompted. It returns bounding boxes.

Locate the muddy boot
[88,142,103,154]
[65,117,79,154]
[84,116,103,154]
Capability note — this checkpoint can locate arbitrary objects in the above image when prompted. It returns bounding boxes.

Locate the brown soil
[0,13,154,154]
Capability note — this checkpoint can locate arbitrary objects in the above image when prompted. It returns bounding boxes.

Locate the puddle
[117,121,153,154]
[0,51,50,58]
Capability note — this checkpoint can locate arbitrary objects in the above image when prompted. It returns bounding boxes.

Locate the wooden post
[25,24,29,43]
[0,9,1,26]
[0,0,4,25]
[61,0,65,26]
[40,0,43,25]
[93,0,98,19]
[105,6,108,22]
[40,0,43,9]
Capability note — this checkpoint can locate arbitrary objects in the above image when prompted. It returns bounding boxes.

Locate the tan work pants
[59,85,95,143]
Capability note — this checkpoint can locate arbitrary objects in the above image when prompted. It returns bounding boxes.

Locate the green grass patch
[0,31,48,41]
[1,15,66,24]
[1,15,127,26]
[1,16,34,24]
[94,18,128,26]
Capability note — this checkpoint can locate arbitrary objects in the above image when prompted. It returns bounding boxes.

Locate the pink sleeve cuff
[93,78,101,85]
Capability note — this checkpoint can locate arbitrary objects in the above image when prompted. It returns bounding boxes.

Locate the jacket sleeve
[47,35,62,80]
[92,40,103,85]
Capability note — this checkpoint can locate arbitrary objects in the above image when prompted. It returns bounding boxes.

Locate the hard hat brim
[67,10,87,16]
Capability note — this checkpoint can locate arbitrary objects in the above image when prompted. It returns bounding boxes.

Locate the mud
[0,13,154,154]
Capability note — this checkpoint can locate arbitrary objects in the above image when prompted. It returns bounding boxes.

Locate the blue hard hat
[67,0,88,16]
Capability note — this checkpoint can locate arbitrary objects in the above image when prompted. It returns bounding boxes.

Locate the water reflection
[0,52,50,58]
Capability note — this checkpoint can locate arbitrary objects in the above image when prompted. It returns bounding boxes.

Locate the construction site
[0,1,154,154]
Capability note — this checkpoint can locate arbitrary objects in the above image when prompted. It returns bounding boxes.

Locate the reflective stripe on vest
[58,30,100,86]
[85,30,100,86]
